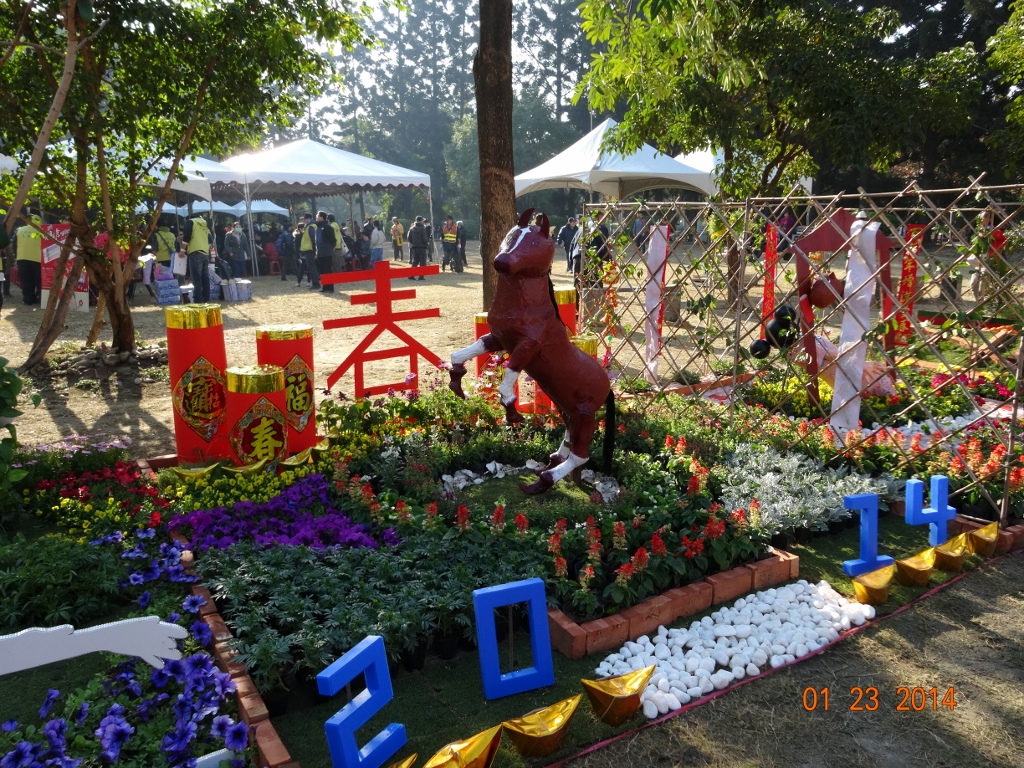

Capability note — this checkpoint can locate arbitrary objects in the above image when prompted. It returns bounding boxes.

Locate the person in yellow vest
[14,214,43,305]
[390,217,405,261]
[182,215,214,302]
[148,218,177,268]
[441,215,460,273]
[297,213,321,289]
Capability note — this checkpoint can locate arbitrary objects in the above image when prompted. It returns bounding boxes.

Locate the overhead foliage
[0,0,375,364]
[578,0,987,197]
[989,0,1024,159]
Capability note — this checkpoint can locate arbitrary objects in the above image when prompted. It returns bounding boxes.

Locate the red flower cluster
[490,505,505,532]
[704,517,726,540]
[395,499,411,524]
[612,521,627,550]
[547,532,562,554]
[555,517,568,534]
[615,562,635,587]
[40,462,166,521]
[631,546,649,571]
[554,556,568,579]
[425,501,438,518]
[455,505,471,531]
[681,534,705,558]
[514,513,529,533]
[650,533,667,557]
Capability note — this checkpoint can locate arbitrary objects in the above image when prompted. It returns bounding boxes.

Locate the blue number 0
[317,635,407,768]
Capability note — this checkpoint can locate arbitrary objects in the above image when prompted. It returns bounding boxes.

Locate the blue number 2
[905,476,956,547]
[842,493,895,577]
[317,635,406,768]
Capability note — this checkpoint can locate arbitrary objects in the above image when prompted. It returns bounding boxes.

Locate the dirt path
[1,245,504,456]
[567,553,1024,768]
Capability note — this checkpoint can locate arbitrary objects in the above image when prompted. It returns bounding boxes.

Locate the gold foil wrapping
[572,335,599,357]
[225,365,285,394]
[169,463,220,480]
[895,548,936,588]
[221,458,268,476]
[474,312,489,325]
[503,694,583,757]
[255,324,314,341]
[165,304,223,329]
[552,285,577,305]
[385,755,418,768]
[967,521,999,558]
[422,725,502,768]
[280,447,313,468]
[935,532,968,572]
[852,564,895,606]
[581,666,655,726]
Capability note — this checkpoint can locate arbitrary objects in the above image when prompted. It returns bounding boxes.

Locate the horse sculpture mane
[447,209,614,494]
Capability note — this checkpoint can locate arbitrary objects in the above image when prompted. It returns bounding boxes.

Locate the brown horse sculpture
[447,209,614,494]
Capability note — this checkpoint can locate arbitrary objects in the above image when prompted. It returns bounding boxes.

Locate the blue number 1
[317,635,406,768]
[842,493,895,577]
[905,476,956,547]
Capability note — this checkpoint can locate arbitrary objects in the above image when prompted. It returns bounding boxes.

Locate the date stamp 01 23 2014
[801,686,958,712]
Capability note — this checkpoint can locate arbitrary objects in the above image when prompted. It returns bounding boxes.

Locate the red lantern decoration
[255,325,317,455]
[166,305,229,463]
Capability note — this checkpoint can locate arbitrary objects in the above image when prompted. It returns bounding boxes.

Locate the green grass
[273,513,986,768]
[457,473,598,528]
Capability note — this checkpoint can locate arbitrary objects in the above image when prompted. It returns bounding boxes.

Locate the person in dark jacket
[456,220,468,269]
[275,227,296,282]
[315,210,337,293]
[407,216,429,279]
[557,217,579,272]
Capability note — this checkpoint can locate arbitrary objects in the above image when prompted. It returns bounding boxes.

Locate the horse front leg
[495,338,542,426]
[521,406,597,495]
[448,334,503,399]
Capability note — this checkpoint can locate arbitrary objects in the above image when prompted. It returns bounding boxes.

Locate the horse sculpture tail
[603,389,615,475]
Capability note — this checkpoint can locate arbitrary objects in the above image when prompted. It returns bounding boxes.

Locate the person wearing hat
[182,214,214,302]
[390,217,405,262]
[557,217,579,273]
[441,215,460,272]
[297,213,321,290]
[407,216,429,279]
[14,214,43,305]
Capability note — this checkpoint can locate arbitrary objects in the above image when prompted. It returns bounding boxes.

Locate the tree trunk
[474,0,516,310]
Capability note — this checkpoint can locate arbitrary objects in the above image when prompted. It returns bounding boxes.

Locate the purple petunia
[0,721,15,733]
[73,702,88,727]
[42,717,67,756]
[94,707,134,762]
[38,689,60,719]
[223,720,249,751]
[182,595,207,614]
[190,620,212,647]
[167,474,395,552]
[0,741,37,768]
[138,590,152,609]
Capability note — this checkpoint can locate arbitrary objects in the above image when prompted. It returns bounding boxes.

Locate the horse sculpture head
[493,208,553,278]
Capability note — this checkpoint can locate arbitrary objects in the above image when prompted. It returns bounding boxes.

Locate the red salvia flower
[615,562,635,587]
[631,546,649,571]
[514,513,529,533]
[455,505,471,531]
[554,556,568,579]
[650,533,667,557]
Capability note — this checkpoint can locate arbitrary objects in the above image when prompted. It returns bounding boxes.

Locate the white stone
[734,624,751,639]
[770,655,785,668]
[665,693,682,710]
[684,658,700,673]
[652,692,669,714]
[694,668,711,680]
[731,666,745,680]
[863,605,876,620]
[637,635,650,646]
[643,700,659,719]
[655,645,671,661]
[698,657,716,672]
[746,663,760,677]
[699,677,715,694]
[795,643,809,658]
[711,671,732,690]
[629,656,646,671]
[714,625,736,637]
[687,686,703,699]
[711,650,730,668]
[658,625,669,637]
[657,678,670,692]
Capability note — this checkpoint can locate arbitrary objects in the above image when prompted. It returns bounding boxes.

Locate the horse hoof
[520,472,555,495]
[448,362,468,400]
[542,452,566,472]
[504,403,525,425]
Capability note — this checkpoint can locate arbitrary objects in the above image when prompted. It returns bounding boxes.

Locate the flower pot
[770,532,795,550]
[262,687,289,718]
[402,640,429,671]
[433,631,460,661]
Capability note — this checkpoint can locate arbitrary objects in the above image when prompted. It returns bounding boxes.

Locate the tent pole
[245,180,258,277]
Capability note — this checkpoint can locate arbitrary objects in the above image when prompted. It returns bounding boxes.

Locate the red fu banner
[895,224,925,346]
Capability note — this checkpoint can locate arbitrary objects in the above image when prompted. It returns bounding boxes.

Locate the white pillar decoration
[830,219,880,437]
[644,225,670,384]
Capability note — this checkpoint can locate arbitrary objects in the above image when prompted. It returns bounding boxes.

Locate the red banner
[760,225,778,339]
[894,224,925,346]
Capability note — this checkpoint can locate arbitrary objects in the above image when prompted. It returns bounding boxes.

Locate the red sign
[894,224,925,346]
[761,225,778,339]
[39,224,89,294]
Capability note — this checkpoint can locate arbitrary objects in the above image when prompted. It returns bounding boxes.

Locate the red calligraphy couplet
[255,325,317,454]
[895,224,925,346]
[761,225,778,339]
[321,261,442,397]
[165,305,230,463]
[225,365,288,466]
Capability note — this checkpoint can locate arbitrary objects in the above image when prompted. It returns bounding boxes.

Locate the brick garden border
[548,549,800,660]
[140,456,299,768]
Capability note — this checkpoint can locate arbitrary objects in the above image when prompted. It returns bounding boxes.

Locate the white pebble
[652,692,669,714]
[687,686,703,699]
[643,700,658,719]
[665,693,682,710]
[731,666,745,680]
[746,663,760,677]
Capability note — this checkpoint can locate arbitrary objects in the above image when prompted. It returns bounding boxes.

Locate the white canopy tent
[514,118,716,199]
[0,154,18,174]
[218,139,432,274]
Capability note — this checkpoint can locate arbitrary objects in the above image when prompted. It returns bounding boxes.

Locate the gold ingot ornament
[422,725,502,768]
[852,564,895,606]
[280,447,313,468]
[385,755,418,768]
[935,532,968,572]
[581,665,655,726]
[967,522,999,558]
[503,694,583,757]
[895,548,936,588]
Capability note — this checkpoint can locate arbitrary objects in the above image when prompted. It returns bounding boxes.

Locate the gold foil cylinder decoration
[895,548,936,588]
[224,365,288,466]
[422,725,502,768]
[385,756,418,768]
[572,335,600,358]
[581,666,655,726]
[255,323,314,341]
[852,564,895,606]
[165,303,223,329]
[503,694,583,758]
[474,312,489,325]
[552,285,578,305]
[935,532,968,572]
[967,522,999,558]
[255,324,317,455]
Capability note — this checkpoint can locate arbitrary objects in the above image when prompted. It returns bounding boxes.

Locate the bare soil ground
[1,244,490,456]
[567,553,1024,768]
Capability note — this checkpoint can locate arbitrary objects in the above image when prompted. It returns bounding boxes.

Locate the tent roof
[219,139,430,196]
[514,118,715,199]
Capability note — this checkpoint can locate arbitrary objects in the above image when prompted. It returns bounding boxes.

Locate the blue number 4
[905,476,956,547]
[317,636,406,768]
